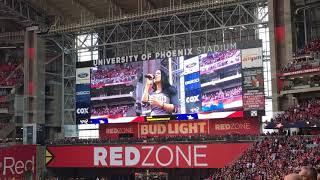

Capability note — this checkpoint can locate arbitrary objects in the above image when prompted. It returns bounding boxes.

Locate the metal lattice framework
[47,0,268,125]
[0,0,48,27]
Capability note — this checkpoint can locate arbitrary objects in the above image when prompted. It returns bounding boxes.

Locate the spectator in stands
[91,64,140,86]
[284,174,303,180]
[202,86,242,102]
[141,69,178,116]
[281,39,320,73]
[268,98,320,126]
[299,166,318,180]
[91,105,133,117]
[200,49,240,74]
[207,135,320,180]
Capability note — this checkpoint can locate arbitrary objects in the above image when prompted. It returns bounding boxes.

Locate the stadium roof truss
[0,0,49,27]
[45,0,268,125]
[51,0,268,55]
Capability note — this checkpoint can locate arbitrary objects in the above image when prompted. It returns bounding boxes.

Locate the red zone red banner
[99,119,260,139]
[46,143,251,168]
[0,145,36,179]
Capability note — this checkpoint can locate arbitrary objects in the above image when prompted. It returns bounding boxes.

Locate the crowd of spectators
[0,123,8,130]
[91,64,141,86]
[206,135,320,180]
[0,60,23,86]
[91,86,133,97]
[45,134,258,145]
[281,39,320,73]
[269,98,320,125]
[202,86,242,102]
[0,137,23,144]
[295,39,320,56]
[91,105,133,117]
[200,49,240,74]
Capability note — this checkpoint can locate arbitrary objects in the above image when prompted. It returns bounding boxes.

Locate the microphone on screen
[144,74,154,80]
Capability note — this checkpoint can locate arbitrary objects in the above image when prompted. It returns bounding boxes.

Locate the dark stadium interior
[0,0,320,179]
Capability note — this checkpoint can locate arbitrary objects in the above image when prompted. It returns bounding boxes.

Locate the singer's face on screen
[154,70,161,84]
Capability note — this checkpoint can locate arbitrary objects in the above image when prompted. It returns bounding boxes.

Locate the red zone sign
[46,143,251,168]
[0,145,36,179]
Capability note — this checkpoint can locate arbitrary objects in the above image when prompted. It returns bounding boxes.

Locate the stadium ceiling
[0,0,203,32]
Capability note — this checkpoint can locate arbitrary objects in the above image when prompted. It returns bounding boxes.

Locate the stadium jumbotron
[0,0,319,179]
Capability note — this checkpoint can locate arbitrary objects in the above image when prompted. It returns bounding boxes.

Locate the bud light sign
[184,72,201,91]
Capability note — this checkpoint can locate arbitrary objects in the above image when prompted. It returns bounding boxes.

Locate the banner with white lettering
[99,119,260,139]
[185,89,202,114]
[139,120,208,137]
[209,118,260,135]
[184,72,201,91]
[0,145,36,179]
[99,123,138,139]
[76,84,91,123]
[46,143,251,168]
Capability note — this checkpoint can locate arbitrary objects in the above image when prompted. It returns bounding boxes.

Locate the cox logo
[76,108,89,114]
[186,95,200,103]
[77,72,89,78]
[185,78,200,85]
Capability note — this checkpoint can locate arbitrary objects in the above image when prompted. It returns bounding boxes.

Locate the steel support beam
[0,0,48,27]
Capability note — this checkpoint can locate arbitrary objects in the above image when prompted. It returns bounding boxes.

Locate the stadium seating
[281,39,320,73]
[200,49,240,74]
[295,39,320,56]
[202,86,242,102]
[206,135,320,180]
[91,105,133,117]
[268,98,320,126]
[91,65,140,86]
[0,60,23,86]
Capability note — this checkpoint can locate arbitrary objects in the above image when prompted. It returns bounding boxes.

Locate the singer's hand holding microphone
[145,74,154,85]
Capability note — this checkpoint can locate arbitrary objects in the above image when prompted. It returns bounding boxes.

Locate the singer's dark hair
[153,69,177,96]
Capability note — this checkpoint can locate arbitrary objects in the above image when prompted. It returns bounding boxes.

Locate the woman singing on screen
[141,69,178,116]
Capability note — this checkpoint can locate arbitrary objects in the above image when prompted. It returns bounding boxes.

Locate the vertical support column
[284,0,294,61]
[268,0,279,112]
[62,35,76,129]
[269,0,294,112]
[23,26,45,144]
[61,35,65,136]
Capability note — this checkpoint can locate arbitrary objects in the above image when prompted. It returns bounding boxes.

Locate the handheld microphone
[144,74,154,80]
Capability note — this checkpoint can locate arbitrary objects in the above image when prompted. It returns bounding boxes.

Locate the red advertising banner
[209,118,260,135]
[99,118,260,139]
[138,120,208,137]
[99,123,138,139]
[46,143,251,168]
[0,145,37,179]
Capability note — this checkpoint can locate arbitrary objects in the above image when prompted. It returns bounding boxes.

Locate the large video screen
[88,49,242,122]
[75,41,265,124]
